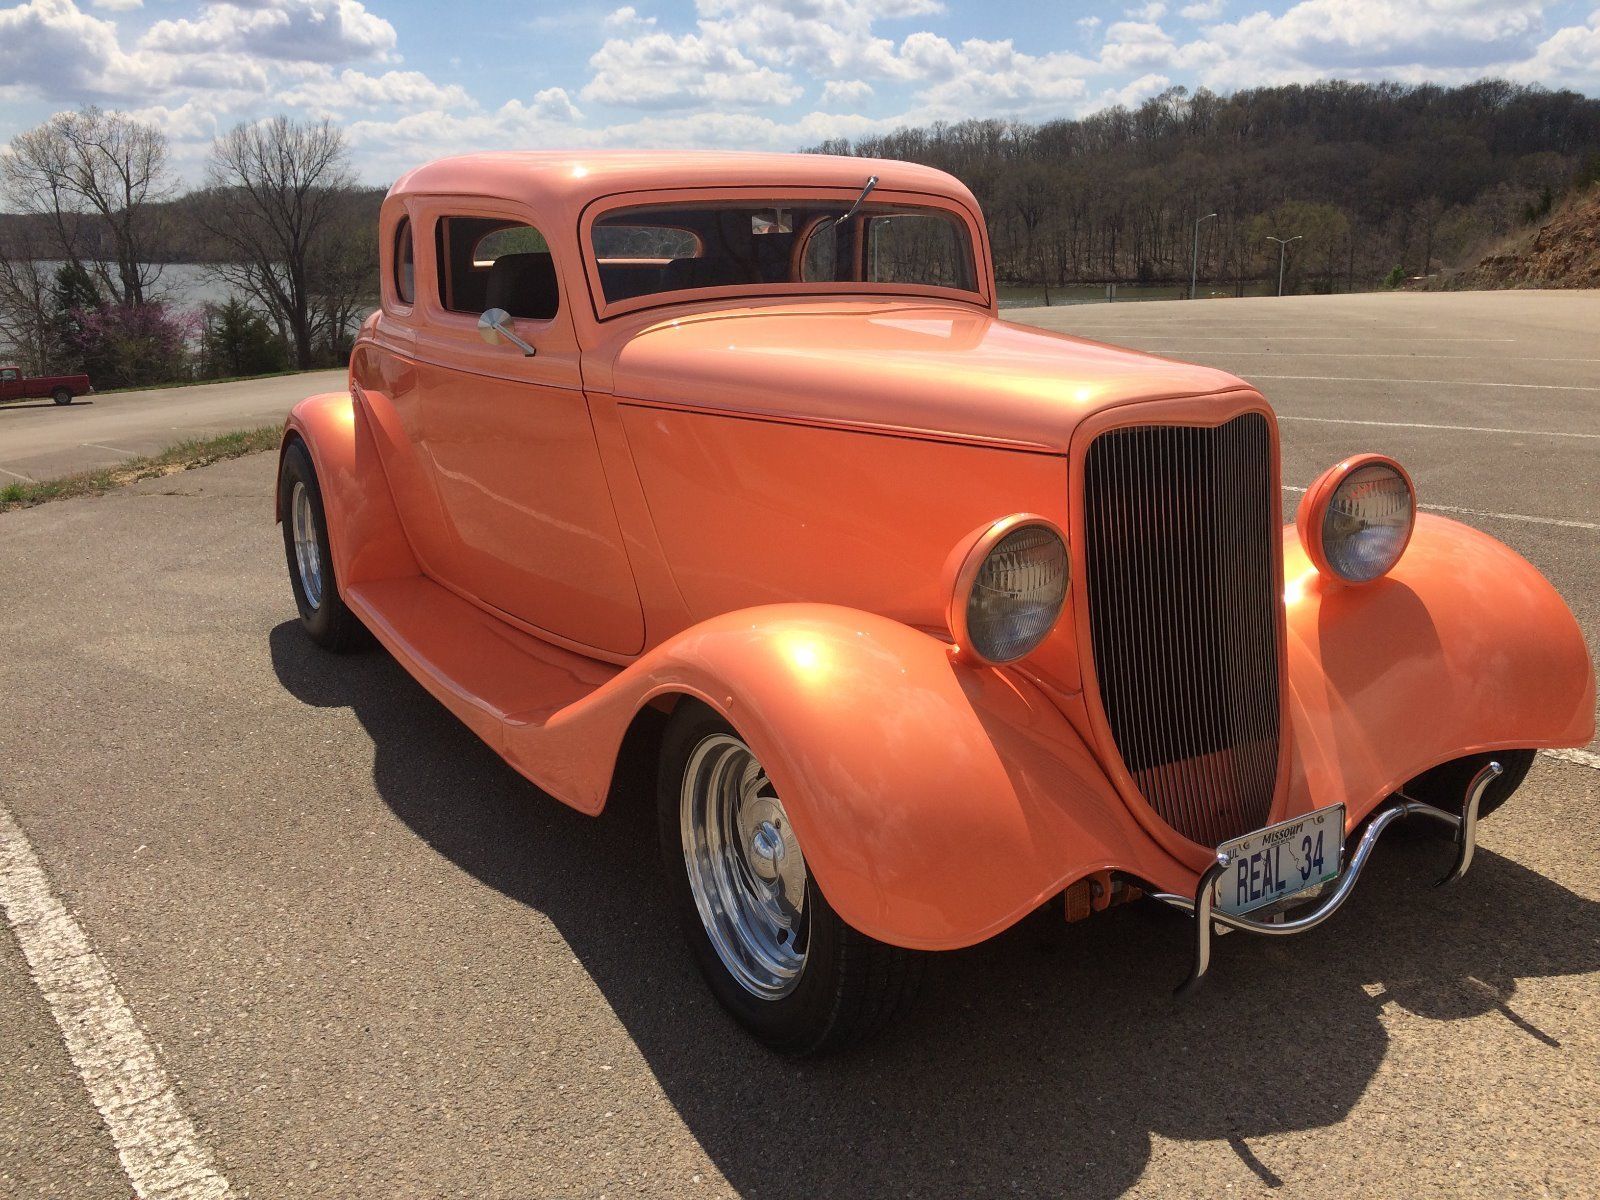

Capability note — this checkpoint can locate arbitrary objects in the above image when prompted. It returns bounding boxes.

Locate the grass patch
[0,425,280,513]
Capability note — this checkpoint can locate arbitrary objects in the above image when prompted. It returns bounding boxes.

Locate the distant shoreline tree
[0,107,173,307]
[199,116,373,370]
[810,80,1600,293]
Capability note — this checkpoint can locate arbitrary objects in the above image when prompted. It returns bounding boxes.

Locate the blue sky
[3,0,1598,183]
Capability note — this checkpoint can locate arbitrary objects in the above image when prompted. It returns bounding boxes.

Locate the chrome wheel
[289,480,324,609]
[680,733,808,999]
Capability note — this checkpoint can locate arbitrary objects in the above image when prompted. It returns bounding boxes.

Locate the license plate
[1212,805,1345,917]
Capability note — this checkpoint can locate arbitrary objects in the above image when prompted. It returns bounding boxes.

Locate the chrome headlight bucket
[948,514,1069,664]
[1297,454,1416,583]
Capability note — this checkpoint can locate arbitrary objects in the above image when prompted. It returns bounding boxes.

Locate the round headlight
[1298,455,1415,583]
[950,516,1069,664]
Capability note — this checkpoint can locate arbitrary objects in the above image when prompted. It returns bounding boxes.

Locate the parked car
[0,365,93,405]
[277,152,1595,1053]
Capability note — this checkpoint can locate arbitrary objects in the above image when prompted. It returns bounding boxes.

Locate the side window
[0,368,18,382]
[435,216,559,321]
[393,217,415,306]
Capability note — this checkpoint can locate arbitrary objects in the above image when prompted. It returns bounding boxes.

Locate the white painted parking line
[1542,747,1600,771]
[1246,374,1600,392]
[0,801,234,1200]
[1281,485,1599,531]
[1149,351,1600,363]
[82,441,141,455]
[1278,415,1600,440]
[0,464,34,482]
[1059,334,1521,343]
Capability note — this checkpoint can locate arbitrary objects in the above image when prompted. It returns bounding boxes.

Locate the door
[0,368,19,401]
[407,206,644,656]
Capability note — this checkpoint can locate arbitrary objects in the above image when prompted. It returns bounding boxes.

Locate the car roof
[388,151,974,210]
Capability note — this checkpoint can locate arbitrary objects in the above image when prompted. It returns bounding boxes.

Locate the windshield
[589,199,979,308]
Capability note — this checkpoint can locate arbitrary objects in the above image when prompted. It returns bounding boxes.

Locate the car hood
[603,302,1252,452]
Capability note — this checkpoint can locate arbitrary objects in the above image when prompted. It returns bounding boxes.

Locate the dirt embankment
[1455,190,1600,289]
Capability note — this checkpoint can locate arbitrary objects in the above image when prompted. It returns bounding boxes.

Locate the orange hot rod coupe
[277,151,1594,1053]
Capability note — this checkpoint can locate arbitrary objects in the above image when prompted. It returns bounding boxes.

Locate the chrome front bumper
[1154,760,1504,995]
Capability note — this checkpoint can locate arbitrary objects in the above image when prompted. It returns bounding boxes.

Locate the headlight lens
[1310,458,1415,582]
[958,520,1069,663]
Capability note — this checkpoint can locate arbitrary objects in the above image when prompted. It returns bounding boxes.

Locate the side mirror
[477,308,537,357]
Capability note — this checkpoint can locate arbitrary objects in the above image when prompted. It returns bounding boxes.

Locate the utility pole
[1190,212,1217,300]
[1266,234,1302,297]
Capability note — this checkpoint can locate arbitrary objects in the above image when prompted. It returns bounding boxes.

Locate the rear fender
[502,605,1182,951]
[279,392,418,590]
[1284,513,1594,814]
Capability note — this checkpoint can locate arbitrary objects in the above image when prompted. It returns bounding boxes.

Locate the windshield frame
[578,185,992,321]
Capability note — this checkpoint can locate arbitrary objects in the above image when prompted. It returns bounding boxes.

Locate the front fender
[1284,513,1594,818]
[503,606,1181,951]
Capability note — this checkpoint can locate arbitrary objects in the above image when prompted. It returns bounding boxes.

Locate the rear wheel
[1404,749,1535,820]
[278,439,365,652]
[658,700,923,1055]
[52,388,72,405]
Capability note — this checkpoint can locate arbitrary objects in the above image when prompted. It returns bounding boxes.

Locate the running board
[344,576,619,750]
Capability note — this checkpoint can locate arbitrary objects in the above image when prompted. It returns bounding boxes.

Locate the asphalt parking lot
[1,291,1597,1199]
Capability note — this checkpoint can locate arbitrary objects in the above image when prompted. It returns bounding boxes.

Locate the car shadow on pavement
[270,622,1600,1200]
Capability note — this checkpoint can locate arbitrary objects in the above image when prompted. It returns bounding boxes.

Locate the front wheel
[52,388,72,405]
[278,439,366,652]
[658,700,924,1054]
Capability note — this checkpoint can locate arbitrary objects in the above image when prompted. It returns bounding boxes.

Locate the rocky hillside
[1456,189,1600,288]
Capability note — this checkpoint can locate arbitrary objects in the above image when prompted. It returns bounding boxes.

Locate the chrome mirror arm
[477,308,537,357]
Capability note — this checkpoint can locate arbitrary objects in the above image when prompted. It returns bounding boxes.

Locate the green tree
[201,296,289,378]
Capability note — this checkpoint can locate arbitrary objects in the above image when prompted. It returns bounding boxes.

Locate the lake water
[32,262,244,312]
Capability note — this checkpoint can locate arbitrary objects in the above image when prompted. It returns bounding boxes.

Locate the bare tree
[0,107,173,307]
[0,236,60,375]
[201,117,362,369]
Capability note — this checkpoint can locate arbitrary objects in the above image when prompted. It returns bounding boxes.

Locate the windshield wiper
[818,175,879,230]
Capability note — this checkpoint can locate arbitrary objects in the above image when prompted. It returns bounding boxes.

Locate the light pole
[1266,234,1302,297]
[1190,211,1217,300]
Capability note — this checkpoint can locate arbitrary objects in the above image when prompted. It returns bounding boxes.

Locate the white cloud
[899,36,1096,115]
[1100,21,1180,71]
[820,78,874,106]
[1504,9,1600,89]
[529,86,583,121]
[278,68,474,114]
[1186,0,1548,86]
[1179,0,1223,18]
[1125,2,1167,19]
[0,0,130,100]
[88,0,141,9]
[1077,15,1101,30]
[583,30,802,108]
[603,5,654,31]
[140,0,396,65]
[1094,71,1172,110]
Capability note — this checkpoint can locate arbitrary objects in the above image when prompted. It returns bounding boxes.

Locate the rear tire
[1404,749,1535,820]
[658,699,924,1055]
[52,388,72,405]
[278,439,366,653]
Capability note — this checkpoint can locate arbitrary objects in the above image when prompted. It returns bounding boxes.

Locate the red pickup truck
[0,365,94,405]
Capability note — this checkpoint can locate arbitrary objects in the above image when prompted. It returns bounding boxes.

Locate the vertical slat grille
[1082,413,1281,847]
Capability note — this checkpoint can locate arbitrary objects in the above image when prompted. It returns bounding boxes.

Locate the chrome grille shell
[1077,409,1286,849]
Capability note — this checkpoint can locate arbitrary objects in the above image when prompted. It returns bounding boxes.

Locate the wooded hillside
[812,81,1600,293]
